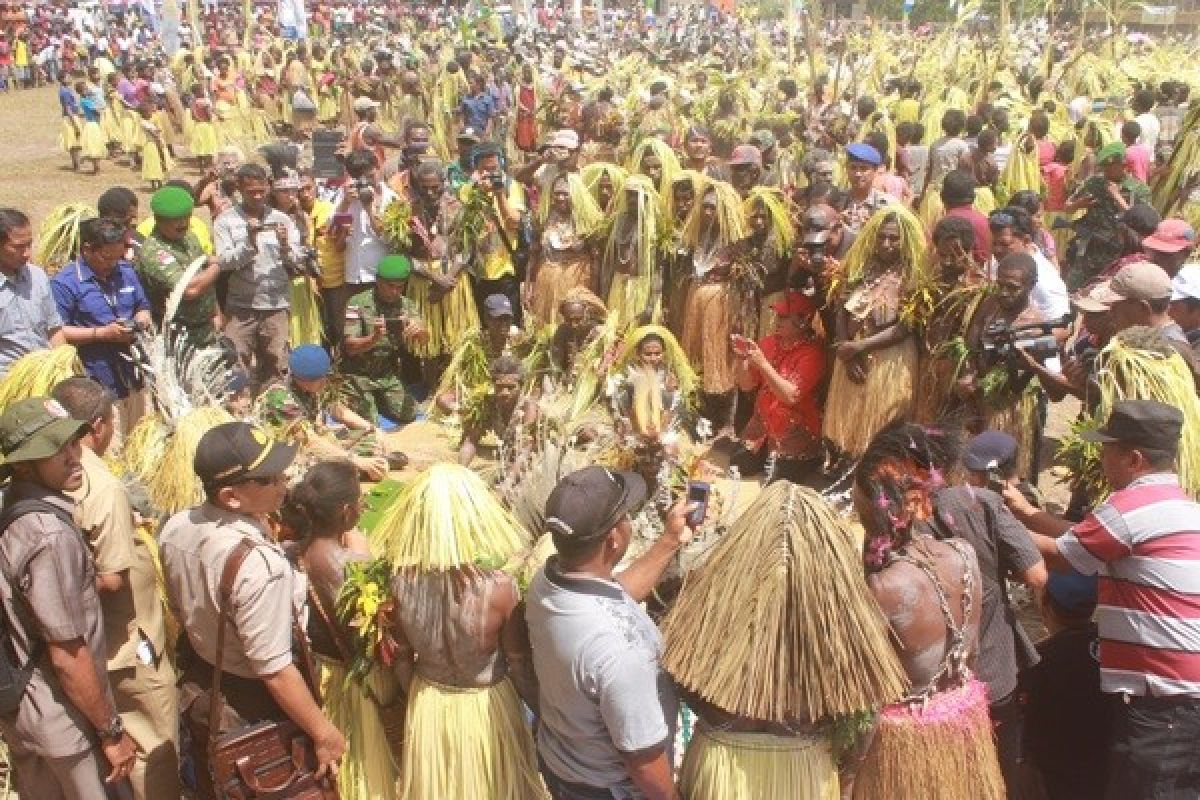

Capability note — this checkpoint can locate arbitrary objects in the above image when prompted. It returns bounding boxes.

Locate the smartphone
[730,333,749,356]
[685,481,710,528]
[332,212,352,227]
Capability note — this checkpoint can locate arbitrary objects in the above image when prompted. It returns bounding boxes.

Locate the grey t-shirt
[927,485,1042,702]
[213,206,300,312]
[526,557,677,796]
[0,263,62,374]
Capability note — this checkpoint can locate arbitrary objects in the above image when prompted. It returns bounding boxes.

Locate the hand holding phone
[685,481,710,528]
[730,333,750,356]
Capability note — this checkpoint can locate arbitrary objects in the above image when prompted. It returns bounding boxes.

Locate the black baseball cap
[544,466,649,545]
[1081,399,1183,454]
[194,422,297,487]
[962,430,1018,472]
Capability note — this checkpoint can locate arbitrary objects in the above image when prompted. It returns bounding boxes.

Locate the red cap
[1143,218,1197,254]
[729,144,763,167]
[771,291,816,317]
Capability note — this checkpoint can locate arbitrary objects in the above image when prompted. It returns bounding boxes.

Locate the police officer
[134,185,221,349]
[0,397,137,799]
[159,422,345,799]
[342,253,425,426]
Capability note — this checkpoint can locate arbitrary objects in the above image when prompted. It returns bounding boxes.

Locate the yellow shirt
[137,215,214,255]
[13,39,27,66]
[478,182,527,282]
[311,199,344,289]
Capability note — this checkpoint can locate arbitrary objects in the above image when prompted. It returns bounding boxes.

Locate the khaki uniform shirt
[0,481,111,758]
[159,503,305,680]
[69,447,167,671]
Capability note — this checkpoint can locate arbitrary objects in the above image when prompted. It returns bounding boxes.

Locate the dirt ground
[0,84,1079,504]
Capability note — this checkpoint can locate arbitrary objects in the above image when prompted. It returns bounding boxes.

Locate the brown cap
[1091,260,1173,306]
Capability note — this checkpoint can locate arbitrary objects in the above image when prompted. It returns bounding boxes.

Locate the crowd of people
[0,1,1200,799]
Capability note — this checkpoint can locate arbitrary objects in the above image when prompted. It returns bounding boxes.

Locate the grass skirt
[758,289,785,340]
[530,254,592,324]
[823,338,917,457]
[80,120,107,160]
[59,118,80,152]
[681,282,737,394]
[189,120,218,158]
[680,725,840,800]
[979,389,1039,482]
[319,658,404,800]
[852,679,1005,800]
[289,277,324,347]
[398,675,547,800]
[406,273,480,360]
[141,139,173,183]
[608,272,656,330]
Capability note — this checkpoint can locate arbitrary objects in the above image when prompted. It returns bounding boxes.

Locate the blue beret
[846,142,883,166]
[288,345,332,381]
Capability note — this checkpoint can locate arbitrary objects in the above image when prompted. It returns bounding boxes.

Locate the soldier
[256,345,399,479]
[341,253,425,427]
[135,185,221,348]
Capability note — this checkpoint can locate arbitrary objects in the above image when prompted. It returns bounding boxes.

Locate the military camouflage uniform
[341,287,421,424]
[256,379,380,458]
[135,230,216,348]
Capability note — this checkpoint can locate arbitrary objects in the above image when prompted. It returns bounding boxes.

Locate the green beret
[150,186,195,219]
[377,254,412,281]
[1097,141,1127,164]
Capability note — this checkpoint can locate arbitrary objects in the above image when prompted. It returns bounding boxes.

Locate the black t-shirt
[1021,623,1114,800]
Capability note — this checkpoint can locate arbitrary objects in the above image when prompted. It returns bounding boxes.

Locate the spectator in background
[1121,120,1152,184]
[328,149,394,344]
[1169,263,1200,348]
[1005,400,1200,800]
[1129,88,1161,155]
[0,207,65,374]
[942,169,992,267]
[1021,570,1112,800]
[1142,218,1196,278]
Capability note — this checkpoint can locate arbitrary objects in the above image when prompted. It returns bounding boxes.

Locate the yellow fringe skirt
[289,277,324,347]
[823,337,917,457]
[141,140,173,183]
[59,118,80,152]
[80,120,107,160]
[529,253,592,324]
[406,272,480,360]
[680,281,737,394]
[852,680,1005,800]
[680,725,840,800]
[319,658,404,800]
[398,675,547,800]
[189,120,219,157]
[608,272,657,331]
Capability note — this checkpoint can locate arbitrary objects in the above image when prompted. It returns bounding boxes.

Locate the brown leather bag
[207,539,340,800]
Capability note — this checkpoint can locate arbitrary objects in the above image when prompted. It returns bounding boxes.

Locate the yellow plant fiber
[0,345,82,413]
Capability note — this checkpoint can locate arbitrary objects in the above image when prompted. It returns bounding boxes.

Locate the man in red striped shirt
[1004,399,1200,799]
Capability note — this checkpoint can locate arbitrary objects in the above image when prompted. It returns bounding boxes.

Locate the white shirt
[1135,111,1161,154]
[1030,247,1070,322]
[333,183,397,285]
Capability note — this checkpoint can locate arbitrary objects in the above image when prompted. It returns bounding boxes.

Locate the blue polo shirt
[51,258,150,397]
[461,92,496,133]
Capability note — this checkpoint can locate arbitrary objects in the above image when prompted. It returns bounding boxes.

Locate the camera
[290,246,321,278]
[980,317,1066,365]
[489,172,505,190]
[803,239,827,270]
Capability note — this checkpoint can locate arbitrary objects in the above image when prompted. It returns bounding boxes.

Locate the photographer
[989,206,1070,324]
[468,141,528,329]
[925,429,1047,798]
[213,163,301,389]
[328,148,397,346]
[51,217,153,433]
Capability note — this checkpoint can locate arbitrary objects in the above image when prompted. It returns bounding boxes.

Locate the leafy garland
[335,557,398,685]
[378,198,413,252]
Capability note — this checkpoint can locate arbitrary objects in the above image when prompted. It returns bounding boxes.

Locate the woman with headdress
[663,481,910,800]
[374,464,547,800]
[732,186,796,337]
[599,175,667,329]
[458,355,539,468]
[527,172,603,325]
[627,135,681,204]
[846,421,1005,800]
[609,325,698,440]
[823,205,928,459]
[676,180,750,435]
[580,161,628,215]
[283,461,403,800]
[402,157,479,386]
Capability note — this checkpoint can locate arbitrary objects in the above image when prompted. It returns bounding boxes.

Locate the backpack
[0,498,75,715]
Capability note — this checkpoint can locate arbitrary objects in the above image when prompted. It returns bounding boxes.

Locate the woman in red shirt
[732,290,827,486]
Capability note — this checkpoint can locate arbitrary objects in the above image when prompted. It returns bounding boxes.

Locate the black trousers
[1106,694,1200,800]
[991,691,1025,799]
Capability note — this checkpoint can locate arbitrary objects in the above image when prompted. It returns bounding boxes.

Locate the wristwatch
[99,713,124,742]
